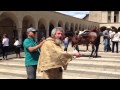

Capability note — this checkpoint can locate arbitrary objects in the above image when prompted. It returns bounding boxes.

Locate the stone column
[18,28,22,45]
[34,21,38,42]
[46,21,50,38]
[111,11,114,23]
[62,23,65,32]
[17,20,23,45]
[119,11,120,23]
[54,22,58,27]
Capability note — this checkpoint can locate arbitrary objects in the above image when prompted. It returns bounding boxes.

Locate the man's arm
[68,52,80,57]
[28,40,44,52]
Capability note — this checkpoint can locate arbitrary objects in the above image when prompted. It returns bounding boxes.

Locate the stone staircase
[0,51,120,79]
[63,51,120,79]
[0,38,120,79]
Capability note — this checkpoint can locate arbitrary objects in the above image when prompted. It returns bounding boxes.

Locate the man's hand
[38,40,45,48]
[74,52,81,57]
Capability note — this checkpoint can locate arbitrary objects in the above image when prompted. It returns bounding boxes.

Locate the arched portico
[0,12,19,50]
[38,18,47,42]
[22,15,35,43]
[49,20,56,36]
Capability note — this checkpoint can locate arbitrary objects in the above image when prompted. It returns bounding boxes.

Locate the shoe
[2,58,5,60]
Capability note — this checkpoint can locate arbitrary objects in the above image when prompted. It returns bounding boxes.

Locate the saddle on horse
[81,30,90,38]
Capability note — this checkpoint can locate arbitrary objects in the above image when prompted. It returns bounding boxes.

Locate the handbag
[17,45,21,48]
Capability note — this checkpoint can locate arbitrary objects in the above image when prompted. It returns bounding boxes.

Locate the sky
[56,11,89,19]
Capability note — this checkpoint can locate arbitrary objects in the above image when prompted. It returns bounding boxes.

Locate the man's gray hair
[51,27,64,37]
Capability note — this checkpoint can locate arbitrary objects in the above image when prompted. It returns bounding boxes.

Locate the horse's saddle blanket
[81,31,89,38]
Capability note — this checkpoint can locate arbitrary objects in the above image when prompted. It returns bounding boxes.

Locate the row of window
[108,11,119,23]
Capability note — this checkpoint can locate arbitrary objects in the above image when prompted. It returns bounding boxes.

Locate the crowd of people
[102,27,120,53]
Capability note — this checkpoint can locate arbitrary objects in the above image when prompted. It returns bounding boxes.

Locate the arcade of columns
[0,11,99,46]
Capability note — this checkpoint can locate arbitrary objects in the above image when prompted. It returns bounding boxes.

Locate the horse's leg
[95,34,100,57]
[76,44,80,52]
[95,43,99,57]
[86,44,89,51]
[90,44,95,57]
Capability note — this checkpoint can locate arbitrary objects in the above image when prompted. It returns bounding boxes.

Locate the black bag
[17,45,21,48]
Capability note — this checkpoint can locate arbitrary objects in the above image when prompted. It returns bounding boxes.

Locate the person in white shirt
[14,38,21,58]
[109,29,113,41]
[111,29,120,53]
[0,36,2,55]
[2,34,9,60]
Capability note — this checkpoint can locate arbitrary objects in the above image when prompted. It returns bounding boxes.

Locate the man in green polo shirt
[23,27,43,79]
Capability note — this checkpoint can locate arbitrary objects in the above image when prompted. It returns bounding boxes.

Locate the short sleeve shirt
[23,37,40,66]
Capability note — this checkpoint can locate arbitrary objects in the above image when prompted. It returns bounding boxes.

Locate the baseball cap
[27,27,37,33]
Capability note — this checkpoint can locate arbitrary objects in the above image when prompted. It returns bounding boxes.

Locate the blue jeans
[64,42,69,51]
[64,42,68,48]
[103,39,108,51]
[26,65,37,79]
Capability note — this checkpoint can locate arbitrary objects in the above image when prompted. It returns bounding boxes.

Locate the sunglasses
[32,31,37,34]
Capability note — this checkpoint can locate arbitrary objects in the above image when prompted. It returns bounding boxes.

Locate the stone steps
[0,42,120,79]
[0,57,120,79]
[64,68,120,79]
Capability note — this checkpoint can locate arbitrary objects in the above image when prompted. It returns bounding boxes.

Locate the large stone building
[84,11,120,28]
[0,11,99,49]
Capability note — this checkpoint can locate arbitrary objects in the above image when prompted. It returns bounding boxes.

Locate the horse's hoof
[93,56,97,58]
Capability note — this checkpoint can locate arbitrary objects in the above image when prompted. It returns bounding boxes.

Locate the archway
[0,12,18,51]
[38,18,46,42]
[85,25,88,29]
[75,24,78,31]
[118,27,120,32]
[22,15,35,43]
[82,24,85,31]
[49,20,55,36]
[70,23,74,33]
[49,24,54,36]
[58,20,63,27]
[65,22,69,33]
[79,24,81,31]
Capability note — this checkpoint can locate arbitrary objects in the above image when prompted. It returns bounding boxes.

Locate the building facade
[0,11,99,48]
[85,11,120,28]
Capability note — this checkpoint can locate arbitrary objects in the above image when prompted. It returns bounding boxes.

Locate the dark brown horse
[71,29,101,57]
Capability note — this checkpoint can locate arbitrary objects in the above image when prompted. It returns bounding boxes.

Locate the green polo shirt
[23,37,40,66]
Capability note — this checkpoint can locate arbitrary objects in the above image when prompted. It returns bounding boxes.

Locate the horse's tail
[71,41,75,47]
[96,32,101,44]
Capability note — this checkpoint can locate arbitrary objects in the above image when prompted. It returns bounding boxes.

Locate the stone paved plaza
[0,38,120,79]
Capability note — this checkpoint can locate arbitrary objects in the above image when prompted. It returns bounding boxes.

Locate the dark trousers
[0,47,2,55]
[64,48,68,51]
[112,41,118,53]
[26,65,37,79]
[107,39,111,51]
[2,46,9,59]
